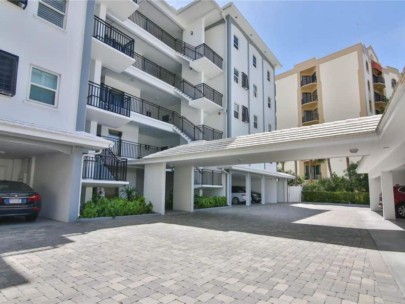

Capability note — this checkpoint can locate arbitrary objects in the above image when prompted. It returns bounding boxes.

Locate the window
[267,97,271,108]
[241,106,249,123]
[392,79,397,89]
[267,70,270,82]
[253,85,257,97]
[38,0,67,28]
[268,124,272,132]
[234,103,239,119]
[234,68,239,83]
[29,67,59,106]
[253,115,258,128]
[367,80,370,91]
[366,61,369,73]
[242,72,249,90]
[233,35,239,50]
[253,55,257,68]
[0,50,19,97]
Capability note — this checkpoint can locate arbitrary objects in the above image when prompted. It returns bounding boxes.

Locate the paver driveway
[1,203,405,304]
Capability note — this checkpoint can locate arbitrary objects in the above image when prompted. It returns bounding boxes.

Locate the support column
[227,172,232,206]
[245,173,251,206]
[144,163,166,215]
[381,171,396,220]
[261,176,266,204]
[173,165,194,212]
[369,177,381,211]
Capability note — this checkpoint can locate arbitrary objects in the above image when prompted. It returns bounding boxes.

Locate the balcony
[95,0,138,21]
[105,137,161,159]
[82,149,128,186]
[374,93,387,102]
[194,169,223,188]
[302,111,319,125]
[199,125,223,141]
[131,53,223,111]
[301,75,317,89]
[128,11,223,76]
[301,93,318,108]
[91,16,135,73]
[86,82,132,128]
[373,75,385,91]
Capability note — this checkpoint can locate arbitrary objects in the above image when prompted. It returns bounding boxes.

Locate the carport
[0,117,110,222]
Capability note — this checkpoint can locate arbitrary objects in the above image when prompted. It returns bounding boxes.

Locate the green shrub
[194,196,227,209]
[302,191,369,205]
[80,196,153,218]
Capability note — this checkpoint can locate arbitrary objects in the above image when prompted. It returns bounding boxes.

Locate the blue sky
[166,1,405,74]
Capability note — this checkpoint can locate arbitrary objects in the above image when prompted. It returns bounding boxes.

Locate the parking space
[0,203,405,303]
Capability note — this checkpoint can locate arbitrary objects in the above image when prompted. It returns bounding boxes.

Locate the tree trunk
[294,161,298,185]
[309,160,313,181]
[281,161,285,172]
[327,158,333,177]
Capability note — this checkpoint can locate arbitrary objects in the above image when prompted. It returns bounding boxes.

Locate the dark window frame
[233,35,239,50]
[0,50,19,97]
[241,106,249,123]
[242,72,249,90]
[267,70,270,81]
[253,55,257,68]
[253,115,258,129]
[233,68,239,83]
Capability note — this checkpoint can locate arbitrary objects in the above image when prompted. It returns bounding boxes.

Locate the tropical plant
[120,185,139,201]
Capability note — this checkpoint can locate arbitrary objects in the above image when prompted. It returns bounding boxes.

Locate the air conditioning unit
[7,0,28,9]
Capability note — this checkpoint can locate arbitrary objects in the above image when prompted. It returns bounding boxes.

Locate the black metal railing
[373,75,385,85]
[82,150,127,181]
[301,75,317,87]
[199,125,223,141]
[301,93,318,105]
[374,93,387,102]
[194,169,222,186]
[87,82,131,117]
[93,16,134,57]
[302,111,319,123]
[128,11,223,68]
[132,53,223,106]
[105,137,161,159]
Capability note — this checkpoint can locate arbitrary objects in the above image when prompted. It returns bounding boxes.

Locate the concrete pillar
[227,172,232,206]
[381,171,396,220]
[245,173,251,206]
[92,60,103,84]
[369,177,381,211]
[144,163,166,215]
[261,176,266,204]
[89,120,98,135]
[173,165,194,212]
[95,3,107,20]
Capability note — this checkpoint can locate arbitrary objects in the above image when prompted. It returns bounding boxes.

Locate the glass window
[242,106,249,123]
[233,35,239,50]
[38,0,67,28]
[268,124,272,132]
[0,50,19,97]
[267,97,271,108]
[242,72,249,90]
[234,103,239,119]
[253,55,256,68]
[234,68,239,83]
[366,61,369,73]
[253,115,258,128]
[392,79,397,89]
[29,67,59,106]
[253,84,257,97]
[267,70,270,81]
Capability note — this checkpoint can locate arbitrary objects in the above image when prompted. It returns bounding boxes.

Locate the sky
[165,0,405,74]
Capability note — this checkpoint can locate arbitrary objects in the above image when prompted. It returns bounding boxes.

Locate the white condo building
[275,44,401,179]
[0,0,290,222]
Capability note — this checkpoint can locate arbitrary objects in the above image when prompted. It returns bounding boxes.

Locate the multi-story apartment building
[0,0,290,222]
[276,43,401,179]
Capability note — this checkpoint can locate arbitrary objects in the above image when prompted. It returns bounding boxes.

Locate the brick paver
[0,203,404,303]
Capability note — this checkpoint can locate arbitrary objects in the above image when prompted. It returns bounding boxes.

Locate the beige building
[276,43,401,179]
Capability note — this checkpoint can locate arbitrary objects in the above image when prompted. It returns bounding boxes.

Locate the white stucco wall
[275,74,298,130]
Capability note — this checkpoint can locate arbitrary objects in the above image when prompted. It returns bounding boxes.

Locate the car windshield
[0,182,34,193]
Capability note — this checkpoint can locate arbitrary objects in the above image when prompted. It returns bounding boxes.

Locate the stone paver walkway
[0,203,405,304]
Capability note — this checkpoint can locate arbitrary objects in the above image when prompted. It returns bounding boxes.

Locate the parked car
[0,181,41,221]
[231,186,262,204]
[379,185,405,218]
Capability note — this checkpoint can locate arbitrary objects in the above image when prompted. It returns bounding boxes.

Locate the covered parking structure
[0,117,110,222]
[135,73,405,220]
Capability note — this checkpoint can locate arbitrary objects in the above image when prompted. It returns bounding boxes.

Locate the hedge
[81,196,153,218]
[194,196,227,209]
[302,191,369,205]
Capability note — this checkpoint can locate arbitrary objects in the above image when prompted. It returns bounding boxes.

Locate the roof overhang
[224,165,294,179]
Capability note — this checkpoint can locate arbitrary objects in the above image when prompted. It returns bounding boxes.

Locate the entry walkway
[0,204,404,303]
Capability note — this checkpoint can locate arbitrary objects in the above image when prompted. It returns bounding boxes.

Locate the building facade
[275,44,401,179]
[1,0,290,222]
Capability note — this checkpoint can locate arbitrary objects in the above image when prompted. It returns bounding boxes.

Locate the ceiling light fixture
[349,148,359,154]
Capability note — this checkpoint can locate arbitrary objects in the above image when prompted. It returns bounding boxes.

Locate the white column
[92,60,103,84]
[89,120,98,135]
[245,173,251,206]
[173,165,194,212]
[144,163,166,215]
[381,171,396,220]
[227,172,232,206]
[261,176,266,204]
[95,3,107,20]
[369,177,381,211]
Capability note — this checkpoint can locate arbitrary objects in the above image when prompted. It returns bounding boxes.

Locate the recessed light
[0,151,5,154]
[349,148,359,154]
[383,146,390,149]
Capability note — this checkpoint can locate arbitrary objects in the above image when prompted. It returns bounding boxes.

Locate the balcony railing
[82,150,127,181]
[132,52,223,106]
[301,75,317,87]
[199,125,223,141]
[128,11,223,68]
[373,75,385,85]
[374,94,387,102]
[302,111,319,123]
[301,93,318,105]
[194,169,223,186]
[104,137,161,159]
[87,82,131,117]
[93,16,134,57]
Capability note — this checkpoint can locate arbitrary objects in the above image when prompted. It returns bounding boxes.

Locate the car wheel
[232,197,239,205]
[396,203,405,219]
[25,215,38,222]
